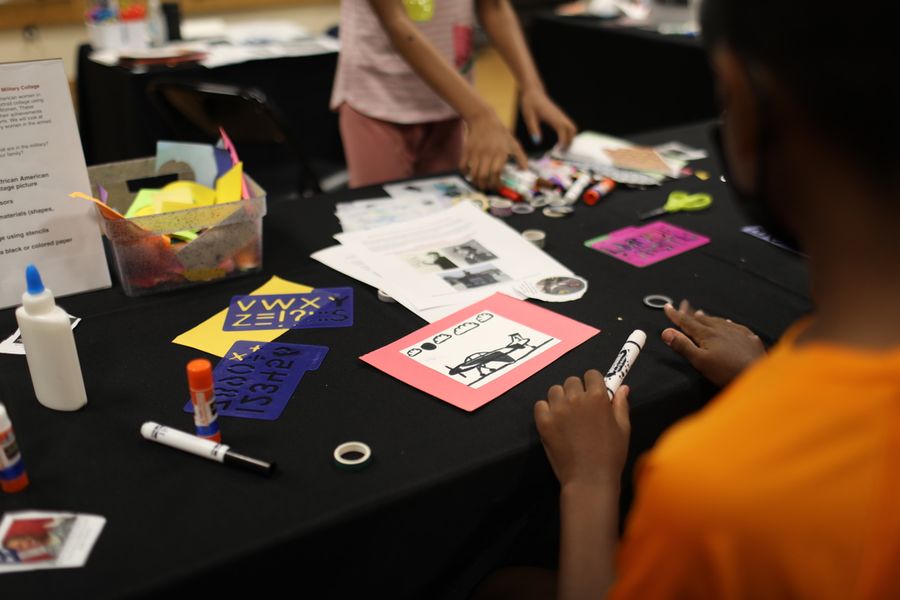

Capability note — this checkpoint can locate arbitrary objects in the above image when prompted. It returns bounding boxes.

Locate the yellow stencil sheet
[172,275,313,356]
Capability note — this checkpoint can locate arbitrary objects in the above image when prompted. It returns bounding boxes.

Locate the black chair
[147,79,347,199]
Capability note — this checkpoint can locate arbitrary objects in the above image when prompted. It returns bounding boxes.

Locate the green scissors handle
[639,191,713,220]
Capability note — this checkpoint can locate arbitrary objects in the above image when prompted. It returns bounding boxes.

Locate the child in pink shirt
[331,0,575,188]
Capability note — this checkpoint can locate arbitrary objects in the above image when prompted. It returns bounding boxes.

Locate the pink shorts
[339,103,465,188]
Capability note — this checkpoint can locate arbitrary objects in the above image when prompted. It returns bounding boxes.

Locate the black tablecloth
[0,122,810,598]
[76,44,344,168]
[520,13,717,146]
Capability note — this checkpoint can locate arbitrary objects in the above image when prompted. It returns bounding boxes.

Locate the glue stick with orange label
[187,359,221,442]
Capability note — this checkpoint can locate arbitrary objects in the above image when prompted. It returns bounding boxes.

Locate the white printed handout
[0,60,111,309]
[334,202,573,317]
[0,511,105,573]
[334,195,453,232]
[310,245,462,322]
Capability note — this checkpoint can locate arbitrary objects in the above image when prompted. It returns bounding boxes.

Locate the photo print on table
[440,239,498,266]
[439,263,512,290]
[405,250,459,273]
[383,175,474,200]
[1,515,75,564]
[403,310,559,389]
[538,276,586,296]
[0,511,106,573]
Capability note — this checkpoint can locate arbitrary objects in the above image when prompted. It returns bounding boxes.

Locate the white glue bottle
[15,264,88,411]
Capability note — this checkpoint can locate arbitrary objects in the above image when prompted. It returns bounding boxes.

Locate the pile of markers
[489,159,617,219]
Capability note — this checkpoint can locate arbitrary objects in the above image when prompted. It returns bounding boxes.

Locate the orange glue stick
[187,359,221,442]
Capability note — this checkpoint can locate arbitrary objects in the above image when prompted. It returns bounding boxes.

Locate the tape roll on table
[511,203,534,215]
[333,441,372,470]
[489,198,513,217]
[643,294,673,309]
[522,229,546,248]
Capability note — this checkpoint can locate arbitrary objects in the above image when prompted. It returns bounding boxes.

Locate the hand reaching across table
[661,300,766,387]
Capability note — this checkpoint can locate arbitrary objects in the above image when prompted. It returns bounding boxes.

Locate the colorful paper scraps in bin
[183,340,328,420]
[173,276,314,356]
[586,221,710,267]
[124,162,244,219]
[223,288,354,331]
[76,134,265,295]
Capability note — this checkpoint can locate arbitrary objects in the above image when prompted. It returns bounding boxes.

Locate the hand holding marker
[604,330,646,399]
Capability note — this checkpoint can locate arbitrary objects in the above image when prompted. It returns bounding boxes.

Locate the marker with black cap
[140,422,275,476]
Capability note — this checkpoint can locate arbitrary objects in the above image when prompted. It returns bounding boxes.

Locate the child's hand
[461,110,528,189]
[534,370,630,490]
[520,88,577,149]
[662,301,766,387]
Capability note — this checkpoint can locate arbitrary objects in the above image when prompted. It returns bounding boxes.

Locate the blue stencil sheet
[222,288,354,331]
[184,341,329,420]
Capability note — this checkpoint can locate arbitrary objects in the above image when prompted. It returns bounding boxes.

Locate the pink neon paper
[360,293,599,412]
[590,221,710,267]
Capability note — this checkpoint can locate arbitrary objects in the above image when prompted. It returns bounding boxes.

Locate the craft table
[0,122,810,598]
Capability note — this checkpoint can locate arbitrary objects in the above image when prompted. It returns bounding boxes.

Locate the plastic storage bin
[88,157,266,296]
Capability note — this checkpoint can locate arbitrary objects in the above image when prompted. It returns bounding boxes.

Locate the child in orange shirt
[477,0,900,598]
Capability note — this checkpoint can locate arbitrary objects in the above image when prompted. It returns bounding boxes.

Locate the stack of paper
[313,202,575,322]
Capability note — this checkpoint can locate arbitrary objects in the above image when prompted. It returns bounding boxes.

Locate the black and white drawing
[403,312,559,389]
[445,333,553,386]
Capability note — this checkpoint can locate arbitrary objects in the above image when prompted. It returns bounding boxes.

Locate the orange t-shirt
[610,321,900,600]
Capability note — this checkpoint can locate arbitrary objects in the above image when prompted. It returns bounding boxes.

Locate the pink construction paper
[589,221,709,267]
[360,293,599,412]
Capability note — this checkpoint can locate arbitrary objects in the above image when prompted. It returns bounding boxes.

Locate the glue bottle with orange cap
[186,359,221,442]
[0,403,29,493]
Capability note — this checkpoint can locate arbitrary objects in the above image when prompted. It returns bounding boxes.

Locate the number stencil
[183,341,329,420]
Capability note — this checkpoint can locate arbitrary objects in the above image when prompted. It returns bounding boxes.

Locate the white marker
[563,173,592,205]
[140,422,275,476]
[604,330,646,398]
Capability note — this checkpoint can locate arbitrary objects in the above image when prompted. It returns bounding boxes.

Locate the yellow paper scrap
[126,189,159,218]
[171,275,313,356]
[215,162,244,204]
[163,180,217,207]
[152,187,195,213]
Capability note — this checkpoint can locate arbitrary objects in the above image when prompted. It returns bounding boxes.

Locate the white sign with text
[0,59,110,309]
